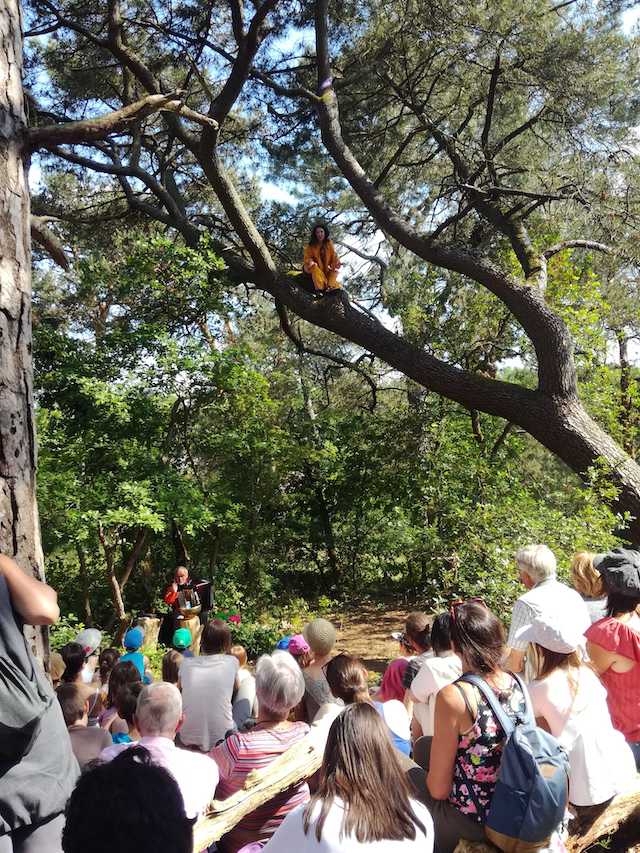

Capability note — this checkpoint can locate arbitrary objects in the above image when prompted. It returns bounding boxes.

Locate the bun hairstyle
[325,654,369,705]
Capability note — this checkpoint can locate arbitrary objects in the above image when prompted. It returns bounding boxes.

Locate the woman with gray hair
[211,651,311,852]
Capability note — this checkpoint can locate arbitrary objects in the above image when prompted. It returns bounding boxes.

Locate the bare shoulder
[437,681,465,712]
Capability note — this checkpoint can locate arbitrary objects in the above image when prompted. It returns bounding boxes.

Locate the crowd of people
[2,544,639,853]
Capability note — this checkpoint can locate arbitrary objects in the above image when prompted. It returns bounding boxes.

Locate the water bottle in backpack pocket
[457,673,569,853]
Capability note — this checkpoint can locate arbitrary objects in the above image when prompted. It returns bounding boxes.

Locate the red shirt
[586,616,640,743]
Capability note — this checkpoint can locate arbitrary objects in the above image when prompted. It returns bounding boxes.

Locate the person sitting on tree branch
[303,224,342,297]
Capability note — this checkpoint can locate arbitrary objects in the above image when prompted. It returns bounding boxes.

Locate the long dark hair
[99,648,120,684]
[61,642,86,683]
[303,703,425,842]
[309,223,330,245]
[450,601,505,674]
[605,590,640,618]
[200,618,232,655]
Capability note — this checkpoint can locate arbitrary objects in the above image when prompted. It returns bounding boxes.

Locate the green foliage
[229,622,283,661]
[50,614,85,651]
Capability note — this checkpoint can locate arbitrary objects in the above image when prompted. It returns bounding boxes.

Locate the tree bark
[75,543,93,625]
[0,0,48,662]
[616,330,635,458]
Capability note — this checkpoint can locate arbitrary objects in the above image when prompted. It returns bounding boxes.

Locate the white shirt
[263,798,434,852]
[528,667,637,806]
[99,735,219,818]
[507,578,590,652]
[179,654,238,750]
[410,653,462,737]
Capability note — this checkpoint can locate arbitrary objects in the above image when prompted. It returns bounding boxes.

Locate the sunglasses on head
[449,597,487,623]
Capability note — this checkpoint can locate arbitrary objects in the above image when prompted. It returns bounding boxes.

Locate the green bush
[50,614,85,651]
[229,622,282,661]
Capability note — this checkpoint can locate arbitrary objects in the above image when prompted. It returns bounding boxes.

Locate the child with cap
[516,610,637,806]
[172,627,194,658]
[120,627,150,681]
[288,634,311,668]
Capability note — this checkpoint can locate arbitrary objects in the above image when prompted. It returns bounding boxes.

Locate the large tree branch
[543,240,611,260]
[30,216,69,270]
[312,0,577,399]
[28,93,185,148]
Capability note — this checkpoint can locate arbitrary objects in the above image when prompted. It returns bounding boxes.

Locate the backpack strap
[458,673,516,737]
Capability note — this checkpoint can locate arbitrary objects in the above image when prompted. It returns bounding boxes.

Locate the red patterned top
[585,617,640,743]
[211,722,310,852]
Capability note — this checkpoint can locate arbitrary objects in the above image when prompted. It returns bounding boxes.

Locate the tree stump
[134,616,161,649]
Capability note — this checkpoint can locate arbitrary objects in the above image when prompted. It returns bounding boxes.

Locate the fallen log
[192,734,323,851]
[453,780,640,853]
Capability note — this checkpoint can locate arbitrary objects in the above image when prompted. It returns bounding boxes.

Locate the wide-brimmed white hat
[514,612,584,654]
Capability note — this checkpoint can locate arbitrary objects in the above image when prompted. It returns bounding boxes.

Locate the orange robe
[303,240,341,291]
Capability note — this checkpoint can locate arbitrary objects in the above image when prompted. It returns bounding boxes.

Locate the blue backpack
[457,673,569,852]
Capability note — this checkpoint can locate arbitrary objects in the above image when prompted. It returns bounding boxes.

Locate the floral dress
[449,675,527,823]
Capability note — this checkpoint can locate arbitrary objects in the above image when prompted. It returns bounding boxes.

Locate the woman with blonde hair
[571,551,607,623]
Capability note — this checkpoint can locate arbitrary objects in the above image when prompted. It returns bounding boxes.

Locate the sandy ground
[331,604,409,674]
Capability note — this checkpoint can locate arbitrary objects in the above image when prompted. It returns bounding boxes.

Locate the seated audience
[571,551,607,624]
[516,612,637,807]
[288,634,312,668]
[376,657,409,703]
[162,649,183,685]
[97,647,120,688]
[99,660,141,735]
[231,643,258,728]
[179,618,239,750]
[263,702,434,852]
[400,612,433,698]
[111,681,144,744]
[409,613,462,743]
[505,544,590,673]
[57,683,112,769]
[172,627,194,658]
[0,552,77,852]
[74,628,102,683]
[326,654,411,756]
[212,651,310,852]
[426,599,527,853]
[302,618,339,721]
[100,682,218,819]
[585,547,640,767]
[62,747,194,853]
[61,640,103,726]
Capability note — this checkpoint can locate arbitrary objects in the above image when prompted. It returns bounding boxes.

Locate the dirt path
[331,604,408,674]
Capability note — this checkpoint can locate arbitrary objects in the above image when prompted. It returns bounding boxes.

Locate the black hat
[593,547,640,596]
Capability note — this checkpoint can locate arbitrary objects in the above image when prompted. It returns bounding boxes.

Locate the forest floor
[330,603,408,675]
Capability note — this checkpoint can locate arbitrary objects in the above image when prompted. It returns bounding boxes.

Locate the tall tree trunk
[76,543,93,625]
[616,331,635,458]
[98,525,128,641]
[171,520,189,567]
[0,1,48,662]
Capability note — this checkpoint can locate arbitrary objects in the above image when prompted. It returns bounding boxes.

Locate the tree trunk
[617,331,635,458]
[98,525,129,640]
[0,1,48,662]
[76,543,93,625]
[171,519,189,566]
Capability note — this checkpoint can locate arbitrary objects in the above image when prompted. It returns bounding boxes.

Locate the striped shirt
[212,722,310,853]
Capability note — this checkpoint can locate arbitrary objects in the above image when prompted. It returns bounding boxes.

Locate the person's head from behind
[255,650,305,721]
[161,650,183,685]
[570,552,604,599]
[57,683,89,728]
[123,627,144,653]
[450,600,505,675]
[515,544,556,589]
[172,627,192,653]
[200,618,232,655]
[325,654,369,705]
[107,660,142,709]
[305,703,425,842]
[304,618,336,659]
[135,682,184,739]
[513,612,583,680]
[61,642,86,684]
[50,651,66,688]
[593,548,640,617]
[430,612,454,656]
[288,634,312,669]
[99,648,120,684]
[62,746,193,853]
[231,644,248,669]
[116,681,144,731]
[404,611,431,653]
[310,223,329,244]
[174,565,189,586]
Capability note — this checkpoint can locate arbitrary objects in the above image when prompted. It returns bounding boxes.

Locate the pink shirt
[212,722,310,852]
[100,735,219,818]
[586,616,640,742]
